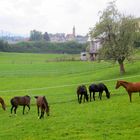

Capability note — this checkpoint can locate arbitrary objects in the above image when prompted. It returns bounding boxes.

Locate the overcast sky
[0,0,140,36]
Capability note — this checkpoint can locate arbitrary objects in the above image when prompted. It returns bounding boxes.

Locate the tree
[43,32,50,41]
[30,30,43,41]
[0,40,9,52]
[89,1,139,74]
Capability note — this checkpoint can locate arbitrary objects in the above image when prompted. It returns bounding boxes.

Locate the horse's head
[0,97,6,111]
[115,80,121,89]
[2,103,6,111]
[106,92,110,99]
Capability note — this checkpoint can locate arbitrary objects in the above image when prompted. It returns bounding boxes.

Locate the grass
[0,52,140,140]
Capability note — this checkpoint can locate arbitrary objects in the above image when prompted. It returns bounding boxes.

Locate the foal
[0,97,6,110]
[115,80,140,102]
[34,96,49,119]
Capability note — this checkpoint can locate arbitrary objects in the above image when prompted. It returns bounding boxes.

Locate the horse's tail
[10,98,14,105]
[43,96,49,115]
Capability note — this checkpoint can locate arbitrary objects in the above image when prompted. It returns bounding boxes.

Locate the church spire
[73,26,75,37]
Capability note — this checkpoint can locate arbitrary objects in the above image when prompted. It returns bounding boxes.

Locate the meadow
[0,52,140,140]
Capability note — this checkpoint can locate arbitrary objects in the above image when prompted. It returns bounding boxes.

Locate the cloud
[0,0,140,35]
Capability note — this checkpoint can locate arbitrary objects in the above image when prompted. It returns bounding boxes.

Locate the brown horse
[115,80,140,102]
[34,96,49,119]
[10,95,31,115]
[77,85,88,104]
[0,97,6,110]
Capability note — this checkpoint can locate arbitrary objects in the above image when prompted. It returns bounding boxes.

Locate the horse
[34,96,49,119]
[89,83,110,101]
[115,80,140,102]
[77,85,88,104]
[0,97,6,111]
[10,95,31,115]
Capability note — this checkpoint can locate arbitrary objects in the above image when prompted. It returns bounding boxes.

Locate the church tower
[72,26,75,37]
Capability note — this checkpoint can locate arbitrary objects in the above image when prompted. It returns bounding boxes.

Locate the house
[88,37,101,61]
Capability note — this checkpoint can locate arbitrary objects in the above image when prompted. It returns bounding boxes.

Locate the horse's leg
[128,92,132,102]
[37,106,40,118]
[14,106,18,114]
[40,109,44,119]
[93,92,95,101]
[11,106,14,114]
[23,105,25,115]
[84,94,85,102]
[77,94,80,103]
[79,94,82,103]
[89,91,92,101]
[99,92,102,100]
[27,105,30,112]
[42,111,45,118]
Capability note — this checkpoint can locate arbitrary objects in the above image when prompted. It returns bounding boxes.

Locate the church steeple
[73,26,75,37]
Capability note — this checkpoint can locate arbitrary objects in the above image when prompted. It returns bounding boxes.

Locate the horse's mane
[118,80,129,84]
[103,84,110,93]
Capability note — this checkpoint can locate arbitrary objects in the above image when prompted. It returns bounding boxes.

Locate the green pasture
[0,52,140,140]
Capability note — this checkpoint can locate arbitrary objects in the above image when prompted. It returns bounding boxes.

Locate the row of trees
[0,40,87,54]
[89,1,140,74]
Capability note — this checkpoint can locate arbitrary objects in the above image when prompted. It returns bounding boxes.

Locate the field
[0,52,140,140]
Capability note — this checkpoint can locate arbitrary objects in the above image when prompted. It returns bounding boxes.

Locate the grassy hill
[0,52,140,140]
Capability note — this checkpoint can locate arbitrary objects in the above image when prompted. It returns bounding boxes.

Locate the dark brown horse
[10,95,31,115]
[77,85,88,104]
[115,80,140,102]
[0,97,6,111]
[89,83,110,101]
[34,96,49,119]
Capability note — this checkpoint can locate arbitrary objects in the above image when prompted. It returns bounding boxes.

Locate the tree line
[30,30,50,41]
[0,40,87,54]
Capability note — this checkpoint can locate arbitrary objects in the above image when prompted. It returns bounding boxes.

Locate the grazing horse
[10,95,31,115]
[34,96,49,119]
[89,83,110,101]
[77,85,88,104]
[0,97,6,111]
[115,80,140,102]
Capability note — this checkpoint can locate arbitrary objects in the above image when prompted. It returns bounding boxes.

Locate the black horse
[77,85,88,104]
[10,95,31,115]
[89,83,110,101]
